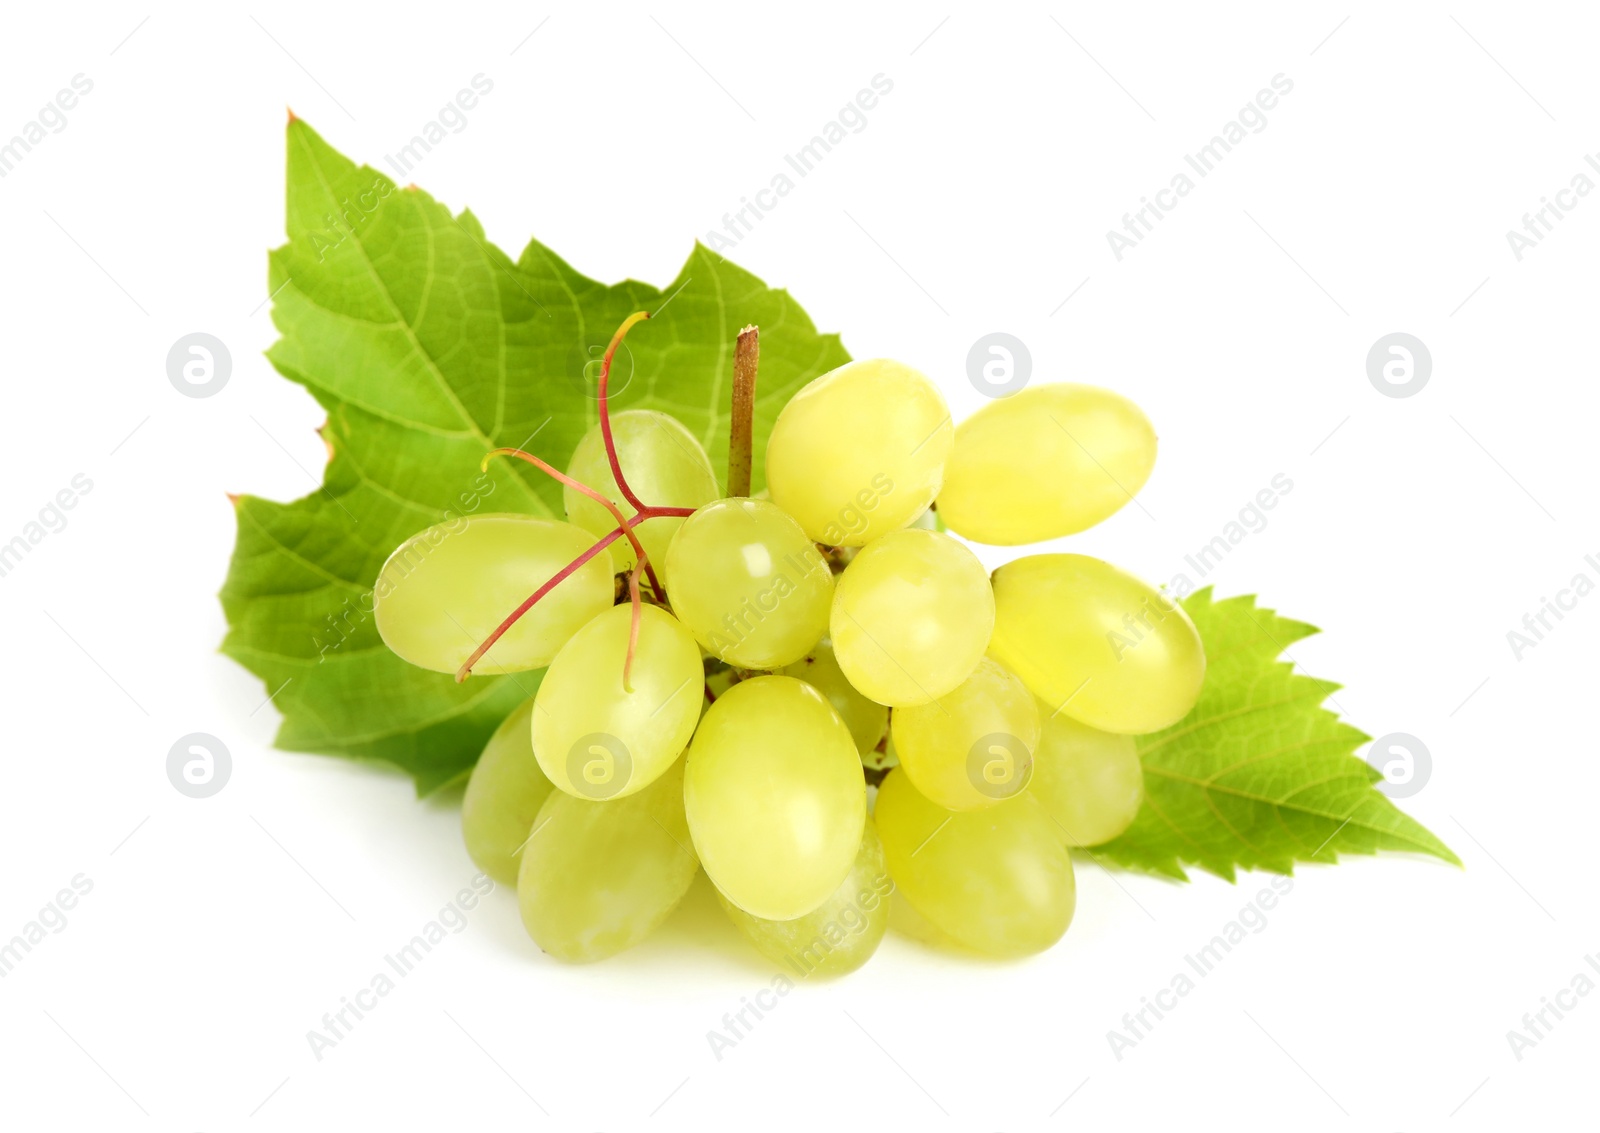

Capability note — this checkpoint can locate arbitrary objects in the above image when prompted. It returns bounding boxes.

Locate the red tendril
[482,446,663,600]
[597,311,653,515]
[455,506,694,682]
[456,310,716,684]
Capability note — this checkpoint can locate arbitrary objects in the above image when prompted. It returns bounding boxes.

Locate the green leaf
[219,120,848,794]
[1095,589,1459,880]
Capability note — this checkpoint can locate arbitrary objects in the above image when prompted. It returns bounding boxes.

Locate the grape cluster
[375,314,1205,969]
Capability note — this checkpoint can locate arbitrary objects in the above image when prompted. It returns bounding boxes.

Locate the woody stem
[727,325,759,497]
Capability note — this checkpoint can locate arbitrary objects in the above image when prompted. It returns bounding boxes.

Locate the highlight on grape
[368,309,1198,970]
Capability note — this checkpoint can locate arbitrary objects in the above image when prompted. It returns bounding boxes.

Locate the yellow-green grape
[888,890,965,949]
[766,359,954,546]
[718,820,892,978]
[374,514,612,674]
[989,554,1205,734]
[831,529,994,707]
[564,410,719,571]
[891,657,1040,811]
[876,768,1074,957]
[684,676,866,920]
[517,756,697,963]
[1030,709,1144,846]
[781,640,888,759]
[664,498,832,669]
[937,384,1157,545]
[532,604,703,801]
[461,698,553,885]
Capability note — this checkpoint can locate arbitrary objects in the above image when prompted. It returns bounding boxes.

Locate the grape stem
[482,447,663,600]
[458,310,706,685]
[455,505,694,682]
[464,307,688,681]
[727,324,759,497]
[597,311,654,514]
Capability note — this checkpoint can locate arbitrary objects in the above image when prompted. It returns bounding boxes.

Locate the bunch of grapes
[373,313,1205,971]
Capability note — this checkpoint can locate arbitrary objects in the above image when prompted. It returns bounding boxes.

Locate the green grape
[891,657,1040,811]
[876,768,1075,957]
[831,529,994,707]
[989,553,1204,734]
[461,698,553,885]
[532,604,703,800]
[888,890,963,949]
[684,676,866,920]
[781,640,888,759]
[564,409,720,571]
[374,514,613,674]
[664,498,832,669]
[718,820,892,978]
[1029,708,1144,846]
[517,755,697,963]
[937,385,1157,545]
[765,359,954,546]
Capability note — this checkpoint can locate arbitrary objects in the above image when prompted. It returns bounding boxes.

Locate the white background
[0,2,1594,1130]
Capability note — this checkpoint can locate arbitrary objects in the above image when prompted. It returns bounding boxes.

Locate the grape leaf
[219,120,848,793]
[1094,589,1458,879]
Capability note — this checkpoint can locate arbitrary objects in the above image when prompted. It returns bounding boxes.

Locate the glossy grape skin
[664,498,832,669]
[876,768,1075,958]
[1029,709,1144,846]
[782,640,888,759]
[831,529,994,707]
[461,698,553,885]
[564,410,720,571]
[517,756,697,963]
[532,604,703,801]
[374,514,613,674]
[891,658,1040,811]
[937,384,1157,545]
[766,359,954,546]
[684,676,866,920]
[989,554,1205,734]
[718,820,892,978]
